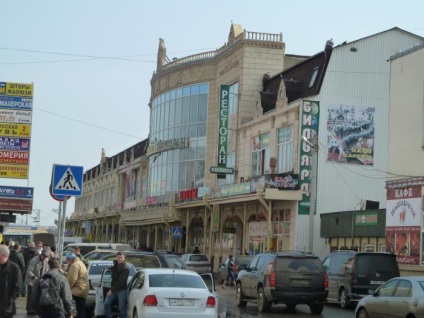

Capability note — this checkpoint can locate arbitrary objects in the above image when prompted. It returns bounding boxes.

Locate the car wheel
[236,282,247,307]
[339,288,351,309]
[257,286,271,312]
[309,303,324,315]
[357,308,369,318]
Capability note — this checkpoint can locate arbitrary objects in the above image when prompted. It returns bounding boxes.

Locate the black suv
[236,251,328,314]
[322,251,400,308]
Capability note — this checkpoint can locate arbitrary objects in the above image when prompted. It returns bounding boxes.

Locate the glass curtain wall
[149,83,208,196]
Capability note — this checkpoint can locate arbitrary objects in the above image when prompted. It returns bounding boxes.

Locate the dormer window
[309,67,319,88]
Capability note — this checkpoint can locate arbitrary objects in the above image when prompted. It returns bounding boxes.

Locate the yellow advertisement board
[3,82,33,97]
[0,123,31,137]
[0,164,29,179]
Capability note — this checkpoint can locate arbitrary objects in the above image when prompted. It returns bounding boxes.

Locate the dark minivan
[322,251,400,308]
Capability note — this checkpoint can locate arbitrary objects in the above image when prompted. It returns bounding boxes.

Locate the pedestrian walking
[221,254,235,289]
[104,252,129,318]
[26,249,50,315]
[23,242,39,297]
[9,243,25,298]
[64,253,89,318]
[32,258,74,318]
[0,245,22,318]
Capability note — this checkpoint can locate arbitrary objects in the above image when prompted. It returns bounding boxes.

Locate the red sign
[179,188,198,202]
[0,150,29,164]
[0,197,33,212]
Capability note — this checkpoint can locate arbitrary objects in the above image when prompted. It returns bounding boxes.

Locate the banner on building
[386,186,421,265]
[327,104,375,165]
[217,85,229,179]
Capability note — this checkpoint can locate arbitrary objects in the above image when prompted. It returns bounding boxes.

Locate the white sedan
[127,268,218,318]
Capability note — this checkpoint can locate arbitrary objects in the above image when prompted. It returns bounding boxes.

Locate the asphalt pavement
[14,283,235,318]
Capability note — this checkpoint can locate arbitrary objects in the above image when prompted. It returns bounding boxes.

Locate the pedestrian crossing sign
[172,227,182,238]
[52,164,84,197]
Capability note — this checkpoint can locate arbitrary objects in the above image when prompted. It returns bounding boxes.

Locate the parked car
[101,251,186,270]
[236,251,328,314]
[218,255,254,283]
[180,253,212,274]
[322,250,400,308]
[86,260,136,313]
[62,243,132,260]
[93,262,137,317]
[126,268,217,318]
[355,276,424,318]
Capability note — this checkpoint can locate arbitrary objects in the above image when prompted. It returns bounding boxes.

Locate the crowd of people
[0,240,128,318]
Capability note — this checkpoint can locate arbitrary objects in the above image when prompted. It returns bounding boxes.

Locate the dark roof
[260,40,333,112]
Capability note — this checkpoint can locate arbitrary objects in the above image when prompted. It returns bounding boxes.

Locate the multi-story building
[69,25,424,272]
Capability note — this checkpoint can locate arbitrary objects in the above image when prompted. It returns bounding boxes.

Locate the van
[63,236,91,245]
[62,243,132,258]
[322,251,400,308]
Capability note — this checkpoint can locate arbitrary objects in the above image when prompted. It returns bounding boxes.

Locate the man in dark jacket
[9,243,25,297]
[0,245,22,318]
[104,252,129,318]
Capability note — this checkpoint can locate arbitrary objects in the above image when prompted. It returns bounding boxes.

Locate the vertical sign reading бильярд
[298,100,319,215]
[217,85,229,179]
[0,82,33,179]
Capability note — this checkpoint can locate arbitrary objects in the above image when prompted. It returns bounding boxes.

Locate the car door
[243,255,260,297]
[127,271,146,318]
[367,279,399,318]
[387,279,412,318]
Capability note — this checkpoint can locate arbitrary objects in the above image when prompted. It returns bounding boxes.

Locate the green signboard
[354,211,378,226]
[217,85,230,179]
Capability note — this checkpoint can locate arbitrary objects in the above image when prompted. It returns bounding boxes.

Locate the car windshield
[161,255,187,269]
[189,255,208,262]
[149,274,206,288]
[89,263,112,275]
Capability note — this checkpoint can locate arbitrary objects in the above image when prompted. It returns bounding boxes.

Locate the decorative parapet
[157,29,282,75]
[386,177,424,189]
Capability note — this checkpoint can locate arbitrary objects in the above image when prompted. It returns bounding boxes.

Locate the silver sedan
[355,276,424,318]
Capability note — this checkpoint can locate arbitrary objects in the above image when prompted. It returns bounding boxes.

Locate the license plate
[291,279,310,286]
[169,299,195,306]
[370,281,385,285]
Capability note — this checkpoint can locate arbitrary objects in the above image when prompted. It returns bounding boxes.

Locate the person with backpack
[26,249,50,315]
[0,245,22,318]
[221,254,235,289]
[32,258,74,318]
[64,253,89,318]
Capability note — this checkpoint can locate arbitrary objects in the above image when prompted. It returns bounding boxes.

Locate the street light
[301,135,318,253]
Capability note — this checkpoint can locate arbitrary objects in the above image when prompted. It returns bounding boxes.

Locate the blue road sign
[0,185,34,199]
[52,164,84,197]
[172,227,182,239]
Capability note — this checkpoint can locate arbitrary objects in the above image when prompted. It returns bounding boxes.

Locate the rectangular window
[277,126,293,173]
[251,133,270,177]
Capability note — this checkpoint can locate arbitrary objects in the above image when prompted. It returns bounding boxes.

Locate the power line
[36,107,144,140]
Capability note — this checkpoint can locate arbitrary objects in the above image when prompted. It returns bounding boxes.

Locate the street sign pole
[58,198,67,261]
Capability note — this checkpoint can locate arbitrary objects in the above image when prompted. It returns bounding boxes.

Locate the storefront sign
[250,173,300,192]
[354,211,378,226]
[0,197,33,212]
[147,137,189,157]
[0,123,31,137]
[0,82,33,97]
[0,150,29,165]
[0,109,32,123]
[221,182,251,197]
[298,100,319,215]
[217,85,229,178]
[179,188,198,202]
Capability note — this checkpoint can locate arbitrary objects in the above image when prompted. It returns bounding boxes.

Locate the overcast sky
[1,0,423,226]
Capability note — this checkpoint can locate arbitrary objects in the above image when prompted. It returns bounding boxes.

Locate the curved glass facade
[149,83,209,196]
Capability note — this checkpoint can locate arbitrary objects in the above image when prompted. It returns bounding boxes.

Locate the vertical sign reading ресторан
[217,85,229,179]
[0,82,33,179]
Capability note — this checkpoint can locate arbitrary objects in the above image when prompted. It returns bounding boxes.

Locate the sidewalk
[14,296,30,318]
